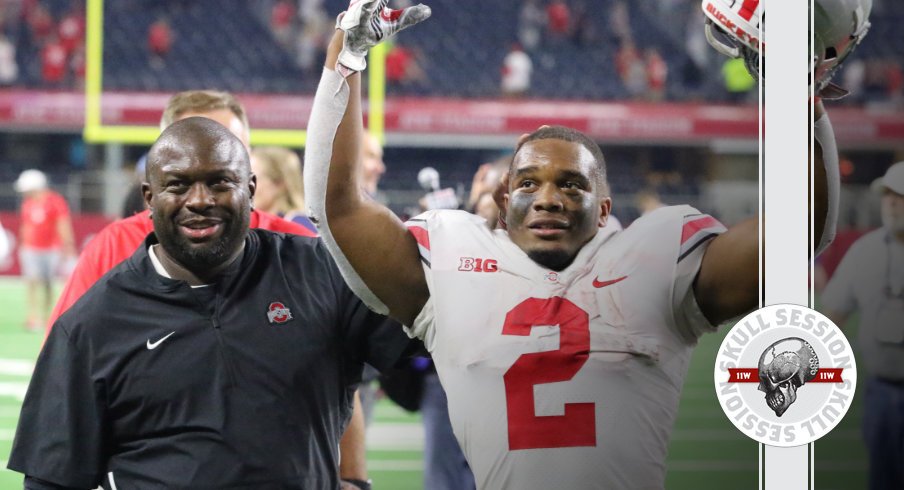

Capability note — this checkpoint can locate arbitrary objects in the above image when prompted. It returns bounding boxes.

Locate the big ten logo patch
[714,304,856,447]
[458,257,498,273]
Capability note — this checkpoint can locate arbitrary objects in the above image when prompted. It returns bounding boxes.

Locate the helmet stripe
[738,0,760,21]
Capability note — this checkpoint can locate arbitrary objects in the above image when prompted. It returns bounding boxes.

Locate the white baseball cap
[873,162,904,195]
[14,169,48,193]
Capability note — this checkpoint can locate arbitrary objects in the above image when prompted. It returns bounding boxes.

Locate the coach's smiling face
[143,117,255,281]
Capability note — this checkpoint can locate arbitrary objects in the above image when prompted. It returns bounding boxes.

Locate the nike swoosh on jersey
[146,331,176,350]
[592,275,628,288]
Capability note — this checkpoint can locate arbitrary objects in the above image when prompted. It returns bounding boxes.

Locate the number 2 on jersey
[502,297,595,450]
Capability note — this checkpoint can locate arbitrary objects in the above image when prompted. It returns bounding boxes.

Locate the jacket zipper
[107,471,119,490]
[210,296,238,387]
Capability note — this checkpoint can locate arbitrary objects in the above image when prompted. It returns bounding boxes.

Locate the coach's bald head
[146,116,250,183]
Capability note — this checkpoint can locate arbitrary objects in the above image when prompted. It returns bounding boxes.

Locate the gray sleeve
[668,207,727,338]
[673,235,721,338]
[815,113,840,255]
[303,67,390,315]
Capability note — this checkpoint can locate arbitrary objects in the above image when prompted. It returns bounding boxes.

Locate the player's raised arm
[693,0,866,326]
[812,99,837,254]
[304,0,431,326]
[693,101,839,326]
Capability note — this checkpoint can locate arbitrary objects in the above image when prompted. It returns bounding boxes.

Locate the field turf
[0,277,868,489]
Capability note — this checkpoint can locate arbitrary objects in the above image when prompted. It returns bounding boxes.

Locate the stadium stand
[2,0,897,103]
[0,0,899,223]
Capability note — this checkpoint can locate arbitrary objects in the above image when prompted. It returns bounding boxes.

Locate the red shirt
[58,14,85,55]
[20,190,70,250]
[647,55,667,90]
[817,228,872,280]
[886,64,903,95]
[148,21,173,55]
[386,45,413,82]
[271,1,295,29]
[546,2,570,34]
[41,41,67,83]
[47,209,315,331]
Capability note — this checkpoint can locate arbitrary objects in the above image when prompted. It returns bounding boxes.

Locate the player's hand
[468,163,493,208]
[336,0,432,73]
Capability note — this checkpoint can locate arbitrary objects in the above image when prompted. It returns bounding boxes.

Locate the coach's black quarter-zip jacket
[9,229,414,489]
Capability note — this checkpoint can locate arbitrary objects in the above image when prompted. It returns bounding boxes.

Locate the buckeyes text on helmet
[701,0,764,77]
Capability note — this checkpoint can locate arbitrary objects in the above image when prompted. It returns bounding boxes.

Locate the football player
[302,0,863,488]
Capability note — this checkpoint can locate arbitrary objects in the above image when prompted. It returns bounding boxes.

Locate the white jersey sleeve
[402,210,444,349]
[664,206,727,338]
[403,206,725,490]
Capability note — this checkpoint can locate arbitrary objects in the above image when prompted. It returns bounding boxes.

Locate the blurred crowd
[0,0,86,88]
[0,0,900,104]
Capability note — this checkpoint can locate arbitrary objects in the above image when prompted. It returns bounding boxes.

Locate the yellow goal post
[82,0,386,148]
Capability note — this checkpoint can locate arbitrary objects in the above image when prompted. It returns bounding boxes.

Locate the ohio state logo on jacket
[267,302,293,324]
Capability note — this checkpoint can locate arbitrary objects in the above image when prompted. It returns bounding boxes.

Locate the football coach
[7,117,413,489]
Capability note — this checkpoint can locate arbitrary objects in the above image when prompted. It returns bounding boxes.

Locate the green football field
[0,277,869,489]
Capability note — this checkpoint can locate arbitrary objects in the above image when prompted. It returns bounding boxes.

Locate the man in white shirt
[822,161,904,490]
[501,43,532,97]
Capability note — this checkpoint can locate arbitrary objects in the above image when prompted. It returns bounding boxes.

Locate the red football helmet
[702,0,764,78]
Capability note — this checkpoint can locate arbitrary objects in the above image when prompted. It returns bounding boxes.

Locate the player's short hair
[512,125,609,194]
[160,90,250,135]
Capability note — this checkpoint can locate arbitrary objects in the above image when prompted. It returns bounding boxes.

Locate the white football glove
[336,0,431,73]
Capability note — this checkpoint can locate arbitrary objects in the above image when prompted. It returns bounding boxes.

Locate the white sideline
[0,359,34,377]
[0,406,21,418]
[367,460,422,471]
[366,423,424,450]
[0,382,27,401]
